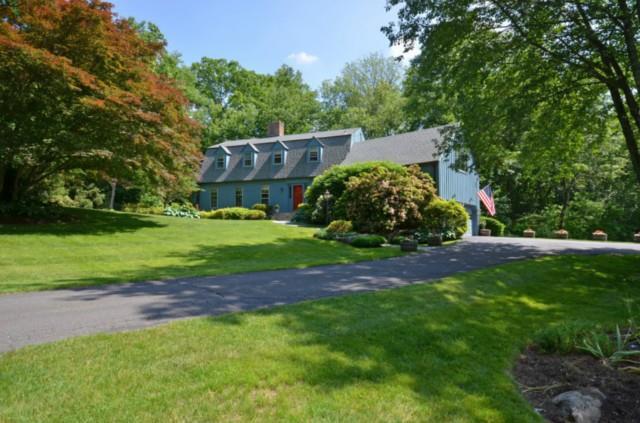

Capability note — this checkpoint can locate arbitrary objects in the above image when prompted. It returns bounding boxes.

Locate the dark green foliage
[291,203,311,223]
[534,322,597,354]
[480,217,505,237]
[201,207,266,220]
[305,161,407,223]
[350,234,386,248]
[326,220,353,235]
[338,165,436,235]
[313,228,334,241]
[423,199,469,239]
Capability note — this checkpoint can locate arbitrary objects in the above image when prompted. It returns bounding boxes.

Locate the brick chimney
[267,121,285,137]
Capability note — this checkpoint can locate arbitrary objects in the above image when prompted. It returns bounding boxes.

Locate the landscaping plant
[337,165,436,236]
[422,198,469,240]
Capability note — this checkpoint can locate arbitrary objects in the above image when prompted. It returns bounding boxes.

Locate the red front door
[293,185,304,210]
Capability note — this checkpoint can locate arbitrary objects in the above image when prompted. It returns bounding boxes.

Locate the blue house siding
[437,151,480,235]
[201,178,313,212]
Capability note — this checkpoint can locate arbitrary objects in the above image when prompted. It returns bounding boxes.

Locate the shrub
[163,203,200,219]
[480,216,505,236]
[351,234,387,248]
[338,165,436,236]
[201,207,266,220]
[313,228,335,240]
[305,161,407,223]
[251,203,268,212]
[291,203,311,223]
[326,220,353,234]
[423,199,469,239]
[310,192,335,224]
[123,204,165,215]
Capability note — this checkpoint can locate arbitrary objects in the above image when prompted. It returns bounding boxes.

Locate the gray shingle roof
[206,128,360,149]
[199,133,354,183]
[341,126,446,166]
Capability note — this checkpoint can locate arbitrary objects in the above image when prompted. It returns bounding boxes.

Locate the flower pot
[634,233,640,243]
[479,228,491,237]
[592,231,607,242]
[523,229,535,238]
[426,234,443,246]
[400,239,418,252]
[554,230,569,240]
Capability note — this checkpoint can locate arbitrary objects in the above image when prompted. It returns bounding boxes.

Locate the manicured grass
[0,209,401,293]
[1,254,638,422]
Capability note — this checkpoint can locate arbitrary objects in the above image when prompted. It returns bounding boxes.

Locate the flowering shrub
[422,199,469,239]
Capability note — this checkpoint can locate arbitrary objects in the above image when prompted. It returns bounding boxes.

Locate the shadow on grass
[0,208,165,236]
[214,254,639,420]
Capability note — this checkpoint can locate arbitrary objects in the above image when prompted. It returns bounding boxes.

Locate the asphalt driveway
[1,236,639,353]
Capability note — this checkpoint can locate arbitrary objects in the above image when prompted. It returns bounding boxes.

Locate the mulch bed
[513,347,640,422]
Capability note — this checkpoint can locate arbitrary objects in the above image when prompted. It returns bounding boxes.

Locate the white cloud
[389,42,421,65]
[287,51,319,65]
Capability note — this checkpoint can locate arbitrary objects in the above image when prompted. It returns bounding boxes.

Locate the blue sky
[109,1,416,89]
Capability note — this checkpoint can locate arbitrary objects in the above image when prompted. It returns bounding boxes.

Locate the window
[243,151,253,167]
[235,187,243,207]
[273,151,283,165]
[210,189,218,210]
[215,155,225,169]
[308,146,320,162]
[261,185,269,205]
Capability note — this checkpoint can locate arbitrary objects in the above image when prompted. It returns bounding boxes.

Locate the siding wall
[200,178,314,212]
[438,151,481,235]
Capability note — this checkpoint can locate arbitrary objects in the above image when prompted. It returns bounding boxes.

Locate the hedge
[200,207,266,220]
[480,216,505,236]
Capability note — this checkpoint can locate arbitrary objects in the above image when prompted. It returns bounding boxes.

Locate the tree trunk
[0,167,19,204]
[608,83,640,185]
[109,180,117,210]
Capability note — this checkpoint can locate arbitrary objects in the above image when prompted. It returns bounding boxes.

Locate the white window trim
[215,155,226,169]
[308,146,321,162]
[210,188,218,210]
[261,185,270,205]
[243,151,254,168]
[272,150,284,165]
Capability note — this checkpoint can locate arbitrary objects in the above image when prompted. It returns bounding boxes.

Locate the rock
[552,388,605,423]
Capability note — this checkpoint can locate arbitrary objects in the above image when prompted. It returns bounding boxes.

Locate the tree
[0,0,201,204]
[384,0,640,185]
[319,53,407,138]
[191,59,320,145]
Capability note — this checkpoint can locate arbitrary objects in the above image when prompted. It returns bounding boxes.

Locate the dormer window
[216,156,225,169]
[308,146,321,162]
[271,140,288,166]
[243,151,254,167]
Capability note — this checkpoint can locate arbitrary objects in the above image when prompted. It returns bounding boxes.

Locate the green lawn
[0,209,401,293]
[1,254,638,422]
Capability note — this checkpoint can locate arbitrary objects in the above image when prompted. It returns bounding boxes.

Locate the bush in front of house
[351,234,387,248]
[251,204,268,212]
[163,203,200,219]
[291,203,311,223]
[480,216,505,236]
[338,165,436,236]
[305,161,408,223]
[422,198,469,239]
[326,220,353,235]
[201,207,266,220]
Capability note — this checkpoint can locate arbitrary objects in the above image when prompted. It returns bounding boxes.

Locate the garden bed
[514,347,640,422]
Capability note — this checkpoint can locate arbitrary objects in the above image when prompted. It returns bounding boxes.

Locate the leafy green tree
[385,0,640,186]
[191,59,320,145]
[319,53,407,138]
[0,0,201,205]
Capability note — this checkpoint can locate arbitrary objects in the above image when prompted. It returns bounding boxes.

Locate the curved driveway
[1,237,639,353]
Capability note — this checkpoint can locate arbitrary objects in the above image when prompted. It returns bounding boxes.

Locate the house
[198,122,481,235]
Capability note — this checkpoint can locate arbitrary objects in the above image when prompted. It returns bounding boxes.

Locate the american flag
[477,185,496,216]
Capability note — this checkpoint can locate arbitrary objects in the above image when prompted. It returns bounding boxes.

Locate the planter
[523,229,536,238]
[479,228,492,237]
[592,231,608,242]
[426,234,443,246]
[400,239,418,252]
[634,233,640,243]
[554,229,569,240]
